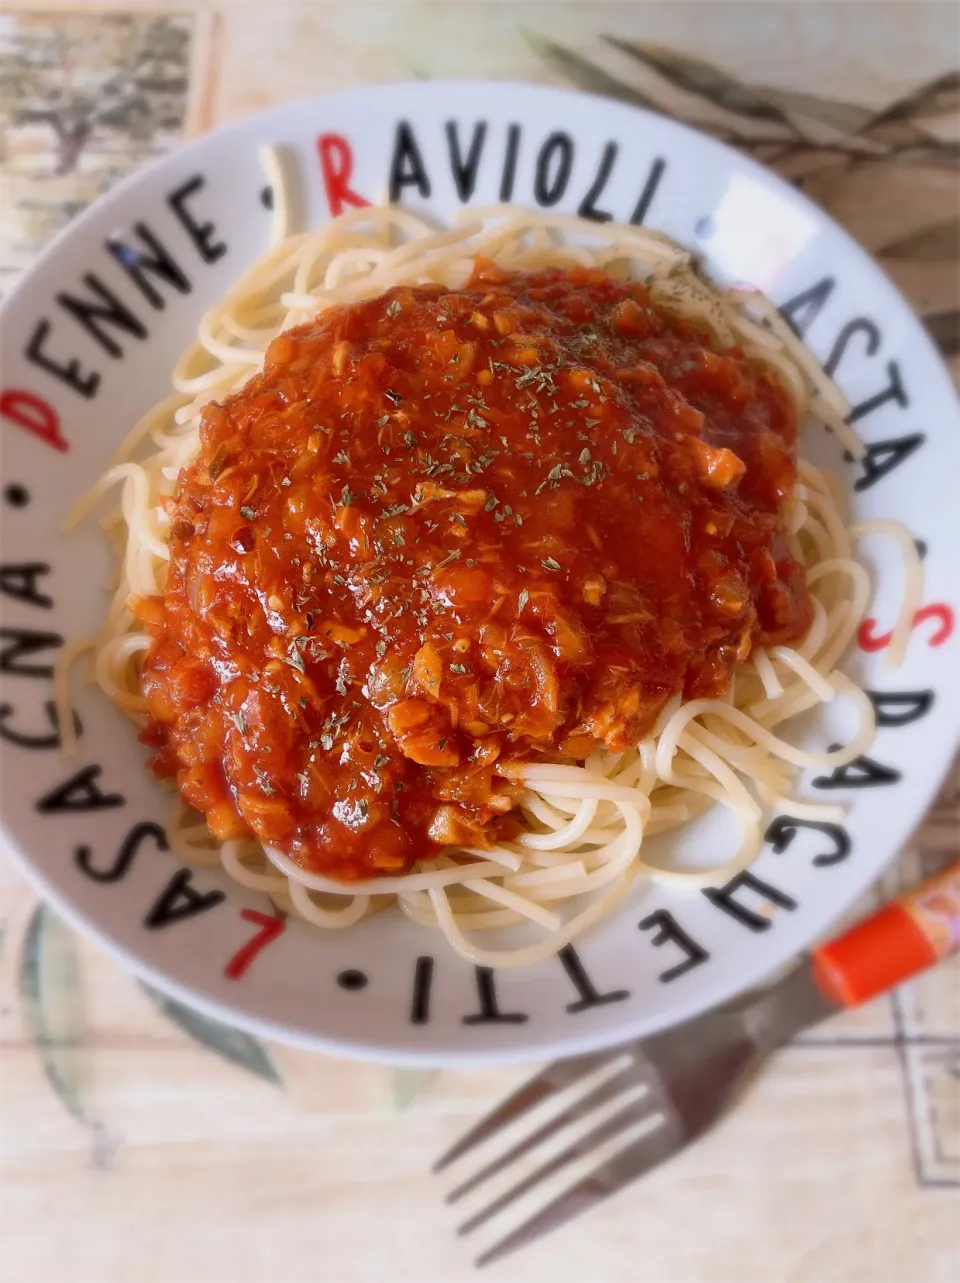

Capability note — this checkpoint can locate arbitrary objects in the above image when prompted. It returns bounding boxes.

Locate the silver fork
[434,861,960,1266]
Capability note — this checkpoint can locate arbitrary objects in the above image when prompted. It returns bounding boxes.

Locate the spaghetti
[63,186,920,969]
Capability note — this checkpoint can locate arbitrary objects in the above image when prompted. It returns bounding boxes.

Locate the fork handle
[811,861,960,1007]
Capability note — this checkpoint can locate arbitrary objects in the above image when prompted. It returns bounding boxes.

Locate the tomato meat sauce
[136,263,811,881]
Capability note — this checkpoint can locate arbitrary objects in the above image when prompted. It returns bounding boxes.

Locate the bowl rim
[2,79,958,1066]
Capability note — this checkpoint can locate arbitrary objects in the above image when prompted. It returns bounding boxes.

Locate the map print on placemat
[890,779,960,1187]
[780,775,960,1190]
[0,9,208,295]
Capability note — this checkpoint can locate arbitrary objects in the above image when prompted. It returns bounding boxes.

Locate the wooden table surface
[1,3,958,1280]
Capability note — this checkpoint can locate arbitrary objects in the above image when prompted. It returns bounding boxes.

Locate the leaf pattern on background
[534,32,960,163]
[857,113,960,168]
[392,1068,441,1111]
[140,982,283,1085]
[603,37,794,126]
[864,117,946,150]
[521,29,664,114]
[749,84,874,138]
[18,904,117,1165]
[922,311,960,357]
[880,218,960,261]
[867,70,960,127]
[605,37,933,159]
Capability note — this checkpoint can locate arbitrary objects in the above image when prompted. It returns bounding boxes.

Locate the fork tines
[434,1048,677,1267]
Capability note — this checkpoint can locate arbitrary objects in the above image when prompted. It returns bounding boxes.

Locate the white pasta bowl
[1,81,958,1065]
